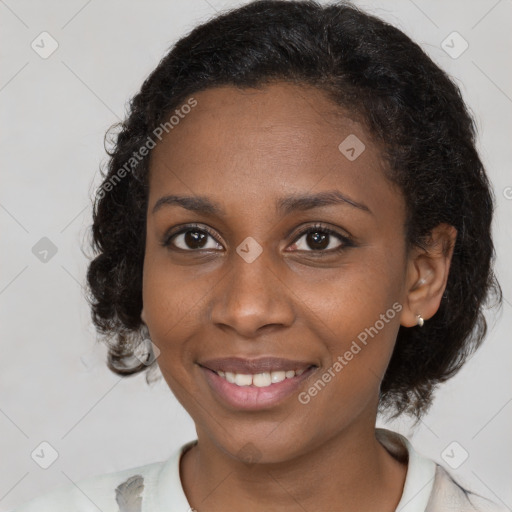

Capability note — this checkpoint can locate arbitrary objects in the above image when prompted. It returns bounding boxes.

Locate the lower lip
[200,366,316,411]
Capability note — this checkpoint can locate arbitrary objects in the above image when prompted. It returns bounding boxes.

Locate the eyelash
[161,223,354,254]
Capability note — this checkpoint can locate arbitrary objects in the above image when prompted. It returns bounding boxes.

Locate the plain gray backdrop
[1,0,511,510]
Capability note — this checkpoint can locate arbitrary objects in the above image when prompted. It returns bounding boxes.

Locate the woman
[12,1,505,510]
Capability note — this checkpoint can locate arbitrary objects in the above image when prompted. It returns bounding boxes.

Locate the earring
[134,325,157,366]
[416,314,424,327]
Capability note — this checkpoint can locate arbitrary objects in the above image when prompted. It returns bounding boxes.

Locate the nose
[209,249,296,338]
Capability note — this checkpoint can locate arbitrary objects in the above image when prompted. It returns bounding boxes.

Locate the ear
[400,223,457,328]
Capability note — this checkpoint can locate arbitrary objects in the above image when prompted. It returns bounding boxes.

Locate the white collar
[376,428,436,511]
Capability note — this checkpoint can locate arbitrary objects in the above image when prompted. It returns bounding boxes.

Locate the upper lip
[199,357,315,374]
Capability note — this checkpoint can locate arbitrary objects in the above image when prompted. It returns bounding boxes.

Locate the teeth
[234,373,253,386]
[253,372,271,387]
[216,368,307,387]
[271,371,286,383]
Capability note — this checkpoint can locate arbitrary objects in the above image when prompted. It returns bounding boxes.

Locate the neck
[180,414,407,512]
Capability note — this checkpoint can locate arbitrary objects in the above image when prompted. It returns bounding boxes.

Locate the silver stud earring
[416,314,424,327]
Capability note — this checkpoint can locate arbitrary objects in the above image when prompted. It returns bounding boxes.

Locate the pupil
[308,231,328,250]
[185,230,207,248]
[182,230,330,250]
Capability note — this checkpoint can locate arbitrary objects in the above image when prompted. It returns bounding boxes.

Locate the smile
[215,368,306,387]
[198,357,317,410]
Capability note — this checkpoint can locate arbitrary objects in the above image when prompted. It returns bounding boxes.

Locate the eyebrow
[152,190,372,216]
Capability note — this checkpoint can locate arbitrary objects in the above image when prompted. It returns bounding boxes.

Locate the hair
[85,0,502,420]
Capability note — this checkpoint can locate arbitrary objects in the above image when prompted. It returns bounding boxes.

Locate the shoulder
[376,428,507,512]
[426,464,508,512]
[8,459,165,512]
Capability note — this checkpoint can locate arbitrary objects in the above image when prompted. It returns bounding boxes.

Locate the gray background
[1,0,511,510]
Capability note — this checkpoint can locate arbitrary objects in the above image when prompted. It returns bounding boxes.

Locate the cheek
[294,277,401,431]
[294,254,401,332]
[141,254,205,357]
[141,259,204,405]
[291,253,403,379]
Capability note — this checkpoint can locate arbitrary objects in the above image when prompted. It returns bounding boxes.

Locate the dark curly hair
[85,0,502,420]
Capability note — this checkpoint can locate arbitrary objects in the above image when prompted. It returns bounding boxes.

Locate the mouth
[214,367,308,387]
[198,357,318,410]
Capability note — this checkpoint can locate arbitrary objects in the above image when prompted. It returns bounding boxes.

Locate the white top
[10,428,506,511]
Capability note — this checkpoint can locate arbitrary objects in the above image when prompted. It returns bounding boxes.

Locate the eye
[162,223,353,254]
[162,224,223,251]
[288,224,353,253]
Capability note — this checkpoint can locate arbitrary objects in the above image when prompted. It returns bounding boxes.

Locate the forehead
[147,82,401,222]
[151,82,372,161]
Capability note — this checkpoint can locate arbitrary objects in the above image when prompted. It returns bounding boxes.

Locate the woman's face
[142,82,411,463]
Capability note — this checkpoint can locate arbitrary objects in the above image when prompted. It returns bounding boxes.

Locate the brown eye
[292,230,341,251]
[288,224,353,253]
[304,231,330,250]
[183,230,208,249]
[164,225,223,251]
